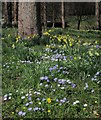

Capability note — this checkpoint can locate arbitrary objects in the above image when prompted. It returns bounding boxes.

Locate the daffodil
[47,98,51,103]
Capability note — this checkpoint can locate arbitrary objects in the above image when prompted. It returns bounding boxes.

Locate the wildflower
[40,83,43,86]
[21,96,25,99]
[61,87,65,90]
[28,107,32,111]
[91,89,94,93]
[42,98,45,101]
[18,111,23,116]
[48,110,51,113]
[45,84,48,87]
[34,107,39,111]
[38,102,41,105]
[12,44,15,49]
[22,112,26,116]
[73,100,80,105]
[29,101,33,104]
[8,96,11,100]
[95,101,97,103]
[47,98,51,103]
[25,103,29,106]
[72,84,76,88]
[12,112,14,115]
[83,104,87,107]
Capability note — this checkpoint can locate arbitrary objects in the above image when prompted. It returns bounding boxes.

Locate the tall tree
[12,2,18,27]
[52,2,55,28]
[43,2,47,30]
[2,2,8,27]
[95,1,100,30]
[7,2,12,27]
[61,1,65,28]
[18,2,42,38]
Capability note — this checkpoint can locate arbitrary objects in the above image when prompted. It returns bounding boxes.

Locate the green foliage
[2,28,101,119]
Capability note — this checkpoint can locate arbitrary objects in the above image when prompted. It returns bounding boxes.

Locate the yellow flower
[8,34,10,37]
[74,57,77,60]
[47,98,51,103]
[95,52,99,56]
[12,44,15,49]
[48,110,51,113]
[12,112,14,115]
[18,36,20,39]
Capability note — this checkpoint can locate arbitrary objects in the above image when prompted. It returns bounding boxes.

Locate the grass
[2,28,101,119]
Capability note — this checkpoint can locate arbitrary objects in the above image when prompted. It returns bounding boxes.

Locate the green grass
[2,28,101,118]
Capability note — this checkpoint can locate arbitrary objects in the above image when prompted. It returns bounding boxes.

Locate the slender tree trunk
[18,2,42,38]
[7,2,12,27]
[61,1,65,29]
[3,2,8,26]
[52,3,55,28]
[95,1,100,30]
[43,2,47,30]
[12,2,18,27]
[77,15,82,30]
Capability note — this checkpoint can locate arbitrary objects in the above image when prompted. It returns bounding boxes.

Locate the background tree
[95,1,100,30]
[43,2,47,30]
[12,2,18,27]
[61,1,65,28]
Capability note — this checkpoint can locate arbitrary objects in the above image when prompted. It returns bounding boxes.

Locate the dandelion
[47,98,51,103]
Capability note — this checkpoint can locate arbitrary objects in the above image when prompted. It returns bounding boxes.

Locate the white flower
[84,104,87,107]
[38,102,41,105]
[73,100,80,105]
[4,94,8,98]
[21,96,25,99]
[4,97,7,101]
[61,87,65,89]
[9,93,12,96]
[8,96,11,100]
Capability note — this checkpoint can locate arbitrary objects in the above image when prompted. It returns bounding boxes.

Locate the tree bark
[18,2,42,38]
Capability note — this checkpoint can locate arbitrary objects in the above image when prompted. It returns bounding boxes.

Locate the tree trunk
[95,1,100,30]
[18,2,42,38]
[77,15,82,30]
[12,2,18,27]
[43,2,47,30]
[7,2,12,27]
[52,3,55,28]
[2,2,8,27]
[61,1,65,29]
